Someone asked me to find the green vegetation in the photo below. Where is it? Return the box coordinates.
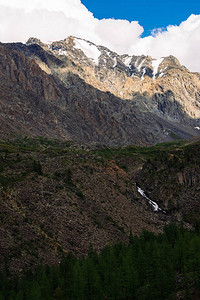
[92,140,188,162]
[0,134,197,167]
[5,135,72,152]
[32,160,43,175]
[1,135,200,299]
[1,224,200,299]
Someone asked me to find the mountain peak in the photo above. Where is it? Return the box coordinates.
[24,35,200,122]
[26,36,184,79]
[26,37,44,46]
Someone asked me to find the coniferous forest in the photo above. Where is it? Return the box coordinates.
[1,224,200,299]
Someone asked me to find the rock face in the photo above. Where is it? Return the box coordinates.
[0,37,200,145]
[29,36,200,119]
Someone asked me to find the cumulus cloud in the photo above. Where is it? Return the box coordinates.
[0,0,199,71]
[0,0,95,42]
[130,14,200,72]
[95,19,143,54]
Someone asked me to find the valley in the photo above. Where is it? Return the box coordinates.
[1,36,200,298]
[0,135,199,273]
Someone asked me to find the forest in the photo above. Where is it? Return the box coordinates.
[1,223,200,299]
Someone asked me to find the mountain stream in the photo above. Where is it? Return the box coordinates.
[137,186,165,213]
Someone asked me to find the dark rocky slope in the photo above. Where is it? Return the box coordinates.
[0,135,199,273]
[0,136,168,273]
[135,139,200,225]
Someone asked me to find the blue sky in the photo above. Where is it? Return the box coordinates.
[82,0,200,36]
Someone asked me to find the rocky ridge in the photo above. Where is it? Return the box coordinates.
[27,36,200,121]
[0,36,200,146]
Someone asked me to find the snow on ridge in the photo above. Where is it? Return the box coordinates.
[152,57,164,80]
[123,56,132,67]
[137,58,145,72]
[113,57,117,68]
[106,51,111,57]
[57,49,68,56]
[195,126,200,130]
[135,57,139,68]
[47,44,68,56]
[74,38,101,65]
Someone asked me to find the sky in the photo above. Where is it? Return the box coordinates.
[81,0,200,37]
[0,0,199,71]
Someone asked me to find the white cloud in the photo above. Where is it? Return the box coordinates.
[95,19,143,54]
[0,0,199,72]
[0,0,95,42]
[130,14,200,72]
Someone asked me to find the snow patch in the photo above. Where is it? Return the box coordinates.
[137,186,163,212]
[159,72,165,78]
[141,68,146,80]
[137,58,145,72]
[152,58,164,80]
[113,57,117,68]
[57,49,68,56]
[195,126,200,130]
[134,57,139,69]
[104,51,111,59]
[49,45,68,56]
[74,38,101,65]
[123,56,132,67]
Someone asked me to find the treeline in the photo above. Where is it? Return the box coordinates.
[1,224,200,299]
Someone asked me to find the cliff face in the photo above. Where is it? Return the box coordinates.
[0,43,68,139]
[0,37,200,145]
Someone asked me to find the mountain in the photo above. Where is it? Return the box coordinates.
[0,36,200,145]
[27,36,200,124]
[1,36,200,274]
[33,36,200,119]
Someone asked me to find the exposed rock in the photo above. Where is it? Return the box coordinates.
[0,38,200,146]
[30,36,200,123]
